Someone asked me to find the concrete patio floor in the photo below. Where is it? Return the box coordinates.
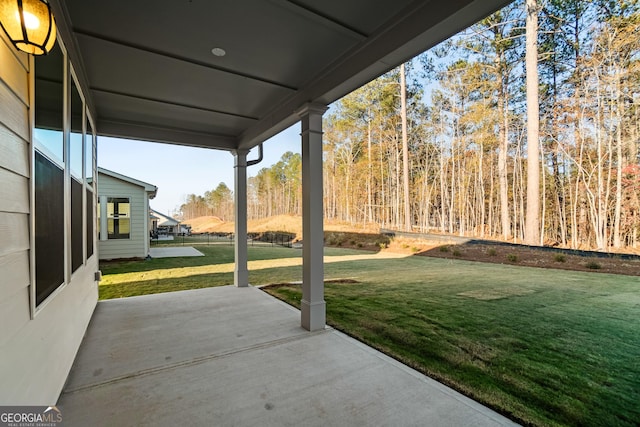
[149,246,205,258]
[58,286,518,426]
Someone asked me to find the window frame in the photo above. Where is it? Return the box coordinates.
[106,197,132,240]
[85,115,96,261]
[30,36,69,317]
[30,36,99,318]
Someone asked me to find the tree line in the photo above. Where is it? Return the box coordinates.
[180,152,303,221]
[181,0,639,251]
[324,0,639,250]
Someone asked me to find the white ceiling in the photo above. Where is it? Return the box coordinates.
[50,0,512,151]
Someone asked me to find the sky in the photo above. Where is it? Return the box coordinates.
[98,124,302,216]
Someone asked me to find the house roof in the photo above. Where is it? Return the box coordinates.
[50,0,512,152]
[150,209,180,227]
[97,167,158,199]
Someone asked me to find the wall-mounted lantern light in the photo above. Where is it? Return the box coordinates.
[0,0,56,55]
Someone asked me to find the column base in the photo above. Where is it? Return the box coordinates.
[234,269,249,288]
[301,299,326,331]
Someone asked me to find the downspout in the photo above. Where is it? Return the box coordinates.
[247,144,263,166]
[245,144,263,224]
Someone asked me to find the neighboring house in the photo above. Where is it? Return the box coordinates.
[97,168,157,260]
[150,208,184,235]
[149,211,160,235]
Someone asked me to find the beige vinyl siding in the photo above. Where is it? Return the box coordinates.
[0,32,98,405]
[0,34,31,349]
[98,173,150,260]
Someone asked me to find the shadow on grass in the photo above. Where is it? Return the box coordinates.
[100,245,300,275]
[99,263,306,300]
[99,272,234,300]
[102,230,391,276]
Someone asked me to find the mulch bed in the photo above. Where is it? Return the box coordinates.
[418,243,640,276]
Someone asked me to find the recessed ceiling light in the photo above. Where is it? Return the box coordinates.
[211,47,226,57]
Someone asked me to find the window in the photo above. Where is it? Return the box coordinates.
[107,198,131,239]
[70,74,84,272]
[34,152,65,306]
[34,40,64,164]
[32,38,98,311]
[34,39,65,307]
[70,76,83,180]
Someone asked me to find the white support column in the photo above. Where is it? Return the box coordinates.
[298,103,328,331]
[233,149,249,287]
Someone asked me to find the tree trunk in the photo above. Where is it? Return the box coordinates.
[524,0,540,245]
[367,119,373,224]
[613,68,623,248]
[496,56,511,241]
[400,63,411,231]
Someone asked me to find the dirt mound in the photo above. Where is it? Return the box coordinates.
[184,215,301,235]
[248,215,302,235]
[185,215,380,240]
[183,216,224,233]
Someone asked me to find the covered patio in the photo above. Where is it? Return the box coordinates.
[51,0,512,332]
[59,286,517,426]
[0,0,517,411]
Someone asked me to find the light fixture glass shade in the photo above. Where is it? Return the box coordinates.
[0,0,56,55]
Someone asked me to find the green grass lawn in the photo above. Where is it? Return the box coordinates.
[100,245,639,426]
[99,245,301,299]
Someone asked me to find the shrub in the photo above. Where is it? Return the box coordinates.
[586,261,601,270]
[379,242,388,249]
[439,246,450,253]
[357,243,363,248]
[554,254,566,263]
[507,254,518,262]
[411,246,420,253]
[452,249,462,257]
[488,248,497,256]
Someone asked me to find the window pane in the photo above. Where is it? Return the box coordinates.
[70,77,83,179]
[87,189,94,259]
[35,152,64,306]
[119,219,131,235]
[85,115,94,181]
[71,178,83,272]
[35,41,64,163]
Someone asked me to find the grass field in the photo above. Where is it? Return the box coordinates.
[100,245,639,426]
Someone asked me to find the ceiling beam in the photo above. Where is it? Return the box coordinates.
[72,30,299,92]
[97,119,238,151]
[91,88,260,121]
[275,0,368,39]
